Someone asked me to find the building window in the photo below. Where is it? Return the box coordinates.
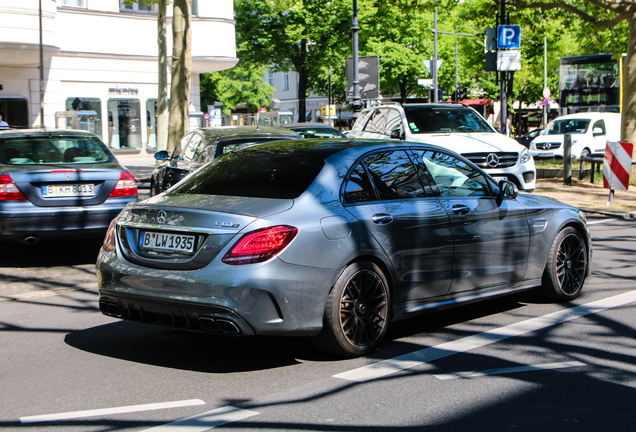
[267,71,274,87]
[0,98,29,128]
[65,97,103,139]
[61,0,86,6]
[120,1,157,13]
[283,73,290,91]
[107,99,142,150]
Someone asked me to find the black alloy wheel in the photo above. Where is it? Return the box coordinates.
[313,261,390,357]
[540,227,587,300]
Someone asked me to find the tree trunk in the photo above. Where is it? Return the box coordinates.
[298,70,307,122]
[157,0,168,160]
[624,11,636,146]
[168,0,192,152]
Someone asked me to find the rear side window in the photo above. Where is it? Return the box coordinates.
[169,146,327,199]
[0,135,112,165]
[343,150,427,204]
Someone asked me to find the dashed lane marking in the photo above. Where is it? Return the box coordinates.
[139,406,259,431]
[433,361,586,380]
[334,290,636,383]
[19,399,205,424]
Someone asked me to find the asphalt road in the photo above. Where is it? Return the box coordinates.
[1,216,635,431]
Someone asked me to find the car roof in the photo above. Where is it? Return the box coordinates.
[230,137,463,160]
[196,125,301,139]
[555,112,620,120]
[283,122,339,129]
[0,128,100,139]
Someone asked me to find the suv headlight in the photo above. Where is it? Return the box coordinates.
[520,148,531,164]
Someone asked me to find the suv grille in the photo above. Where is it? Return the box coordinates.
[535,142,561,150]
[464,152,519,169]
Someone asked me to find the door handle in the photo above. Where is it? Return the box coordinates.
[452,204,470,215]
[372,214,394,225]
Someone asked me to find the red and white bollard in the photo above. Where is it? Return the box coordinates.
[603,141,634,206]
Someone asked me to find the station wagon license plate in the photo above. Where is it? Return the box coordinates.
[42,184,95,197]
[539,152,554,158]
[138,231,196,254]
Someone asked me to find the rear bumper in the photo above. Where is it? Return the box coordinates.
[0,197,135,241]
[96,247,338,337]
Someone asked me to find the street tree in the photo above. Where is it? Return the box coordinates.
[507,0,634,143]
[200,64,276,115]
[234,0,351,122]
[168,0,192,152]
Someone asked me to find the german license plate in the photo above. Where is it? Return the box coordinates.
[491,176,507,183]
[138,231,196,254]
[42,184,95,197]
[539,152,554,158]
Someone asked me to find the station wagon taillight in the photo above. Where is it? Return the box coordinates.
[108,172,138,198]
[222,225,298,265]
[0,174,27,201]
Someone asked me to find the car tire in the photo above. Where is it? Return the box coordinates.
[312,261,390,358]
[539,227,587,301]
[580,148,591,159]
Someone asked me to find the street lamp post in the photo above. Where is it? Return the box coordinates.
[39,0,44,128]
[350,0,363,122]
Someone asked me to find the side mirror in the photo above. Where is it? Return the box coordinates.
[154,150,169,161]
[390,128,405,140]
[593,127,604,136]
[498,180,519,200]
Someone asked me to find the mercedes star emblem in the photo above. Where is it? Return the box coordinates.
[486,153,500,168]
[157,210,167,224]
[545,142,552,150]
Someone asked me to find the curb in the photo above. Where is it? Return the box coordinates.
[579,207,636,219]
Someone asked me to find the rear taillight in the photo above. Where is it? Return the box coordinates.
[103,218,117,252]
[0,174,27,201]
[109,171,137,198]
[222,225,298,265]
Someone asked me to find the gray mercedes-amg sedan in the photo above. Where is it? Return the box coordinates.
[97,139,591,357]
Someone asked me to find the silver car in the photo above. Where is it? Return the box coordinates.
[97,139,591,357]
[0,129,138,244]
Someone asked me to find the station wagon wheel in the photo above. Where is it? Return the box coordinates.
[540,227,587,301]
[313,261,390,358]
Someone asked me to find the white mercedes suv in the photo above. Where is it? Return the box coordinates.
[347,103,536,191]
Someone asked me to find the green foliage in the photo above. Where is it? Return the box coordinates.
[200,64,275,115]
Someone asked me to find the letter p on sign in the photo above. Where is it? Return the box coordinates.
[497,25,521,49]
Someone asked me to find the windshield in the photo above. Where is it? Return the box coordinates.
[0,135,113,165]
[545,119,591,135]
[403,105,494,134]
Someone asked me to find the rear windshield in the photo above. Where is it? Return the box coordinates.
[0,135,113,165]
[403,105,494,134]
[545,119,591,135]
[169,144,329,199]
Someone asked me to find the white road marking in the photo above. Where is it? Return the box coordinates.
[433,361,586,380]
[334,290,636,383]
[587,218,615,225]
[19,399,205,424]
[139,406,259,431]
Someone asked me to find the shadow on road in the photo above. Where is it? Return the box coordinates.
[0,239,102,268]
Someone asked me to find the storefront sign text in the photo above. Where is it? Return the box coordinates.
[109,87,139,96]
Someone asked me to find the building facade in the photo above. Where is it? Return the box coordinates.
[0,0,237,155]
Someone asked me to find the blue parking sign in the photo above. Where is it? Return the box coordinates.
[497,25,521,49]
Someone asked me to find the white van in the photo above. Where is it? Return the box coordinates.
[530,112,621,159]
